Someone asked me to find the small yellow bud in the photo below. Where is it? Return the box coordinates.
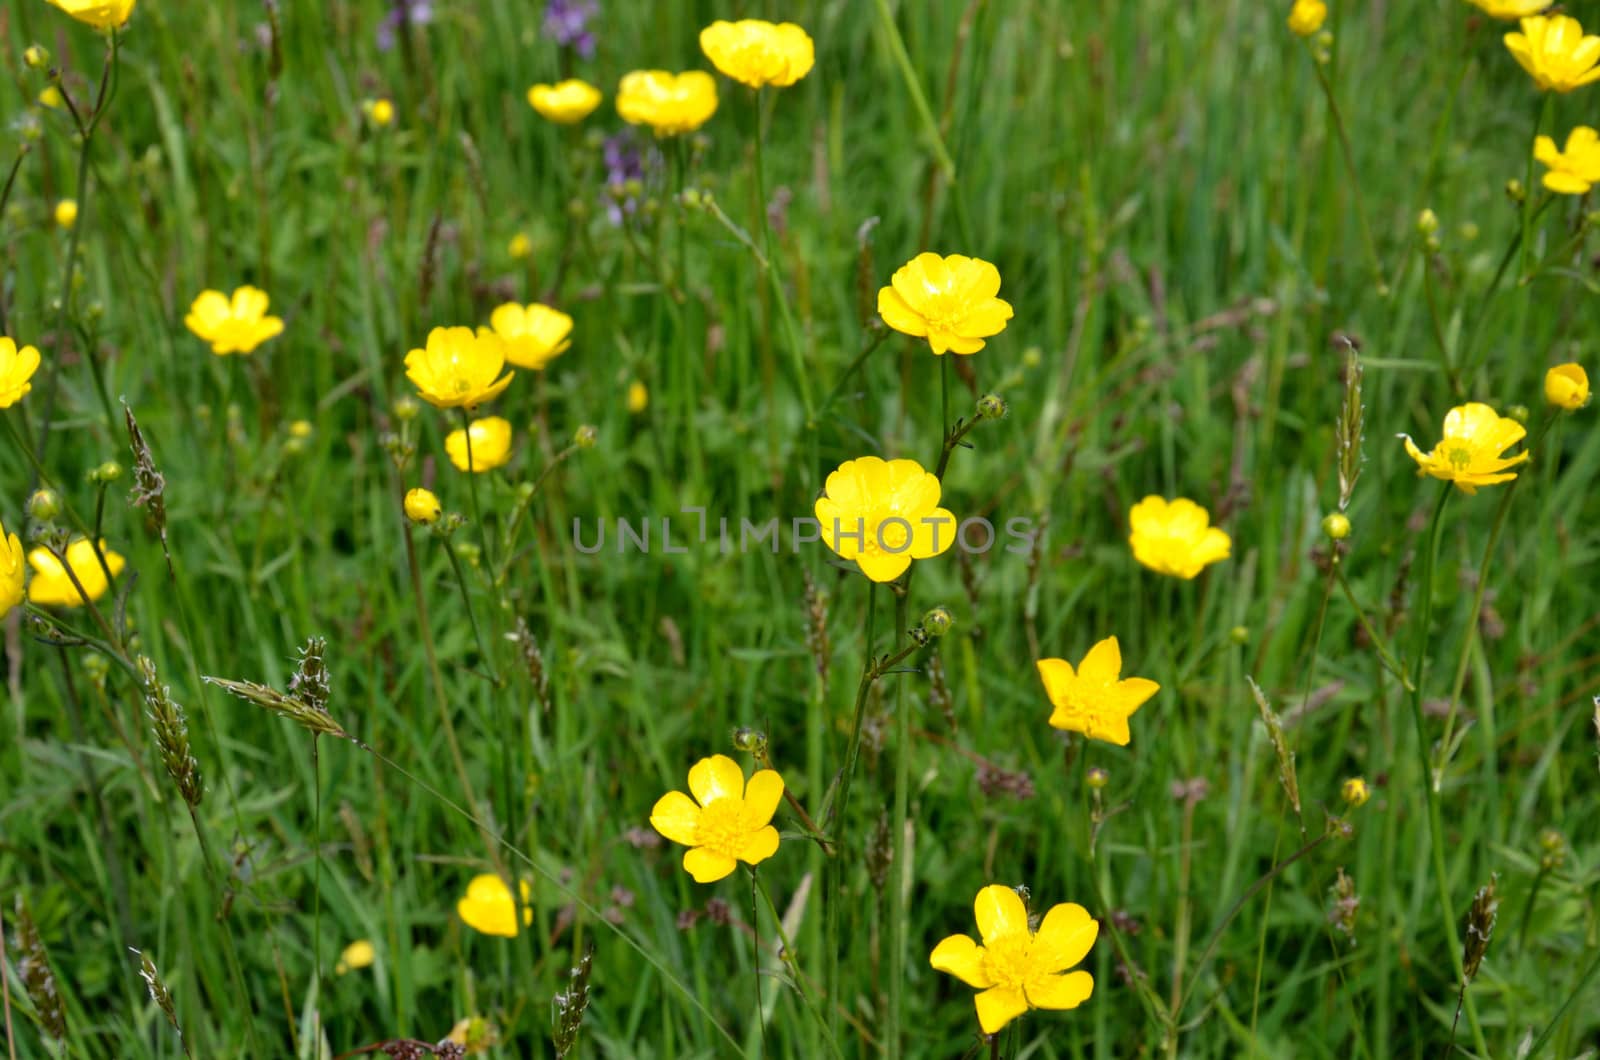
[54,199,78,229]
[1321,513,1351,541]
[24,45,50,70]
[28,488,61,521]
[1506,178,1525,203]
[1544,363,1590,411]
[1229,625,1250,645]
[626,380,649,414]
[1507,404,1530,424]
[574,424,598,449]
[38,86,64,110]
[920,607,953,638]
[364,98,395,127]
[392,395,421,422]
[1287,0,1327,37]
[507,232,533,260]
[92,461,123,483]
[288,419,314,440]
[1341,777,1370,808]
[1416,208,1439,236]
[1086,766,1109,790]
[404,488,442,525]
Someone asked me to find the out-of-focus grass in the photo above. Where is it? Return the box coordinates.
[1,0,1597,1057]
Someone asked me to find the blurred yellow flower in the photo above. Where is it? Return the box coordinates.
[445,417,513,473]
[364,98,395,127]
[456,874,532,937]
[335,939,375,975]
[1544,362,1589,410]
[1400,402,1529,494]
[46,0,134,30]
[699,20,815,88]
[1036,636,1160,747]
[1342,777,1371,807]
[1534,126,1600,193]
[877,253,1014,355]
[27,539,125,607]
[404,487,442,524]
[489,302,573,370]
[508,232,533,260]
[527,79,603,123]
[38,87,64,110]
[1470,0,1550,18]
[0,336,42,408]
[1,519,23,620]
[650,754,783,883]
[1504,15,1600,93]
[53,200,77,231]
[404,327,514,410]
[616,70,719,136]
[1287,0,1327,36]
[814,456,956,583]
[446,1016,499,1054]
[185,287,285,356]
[626,380,649,414]
[1128,496,1231,579]
[930,884,1097,1035]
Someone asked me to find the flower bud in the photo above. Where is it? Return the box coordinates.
[1507,404,1529,424]
[1229,625,1250,645]
[627,381,649,414]
[1086,766,1108,790]
[455,541,482,567]
[1021,347,1042,369]
[921,606,953,638]
[976,394,1008,420]
[54,199,77,229]
[288,419,313,440]
[28,488,61,521]
[731,727,768,755]
[1506,178,1525,203]
[1416,208,1439,236]
[1544,363,1590,411]
[92,461,123,483]
[392,395,420,422]
[1321,513,1351,541]
[574,424,598,449]
[364,98,395,127]
[404,488,442,525]
[24,45,50,70]
[1341,776,1370,807]
[507,232,532,260]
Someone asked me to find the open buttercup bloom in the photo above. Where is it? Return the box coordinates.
[527,79,603,124]
[456,874,532,937]
[335,939,375,975]
[649,754,783,883]
[1286,0,1327,37]
[445,417,513,473]
[27,539,125,607]
[930,884,1098,1036]
[1036,636,1160,747]
[877,253,1014,355]
[1400,402,1530,494]
[489,302,573,370]
[1535,126,1600,193]
[185,287,285,356]
[404,327,514,410]
[616,70,719,136]
[1,518,23,620]
[1504,15,1600,93]
[1545,363,1590,410]
[1128,496,1231,579]
[815,456,956,583]
[46,0,134,29]
[0,336,42,408]
[699,20,815,88]
[1471,0,1551,18]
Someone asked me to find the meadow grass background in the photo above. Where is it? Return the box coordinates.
[1,0,1599,1056]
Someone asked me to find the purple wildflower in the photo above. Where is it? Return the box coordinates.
[544,0,599,60]
[377,0,434,52]
[601,131,661,225]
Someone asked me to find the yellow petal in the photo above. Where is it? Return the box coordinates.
[742,770,785,828]
[1077,636,1122,683]
[1025,970,1095,1011]
[929,934,992,988]
[1035,658,1077,706]
[737,825,779,866]
[1030,903,1099,973]
[855,550,912,583]
[1115,676,1162,715]
[907,507,957,559]
[974,884,1028,946]
[974,986,1029,1035]
[683,846,738,883]
[877,286,928,337]
[649,790,702,846]
[687,754,745,806]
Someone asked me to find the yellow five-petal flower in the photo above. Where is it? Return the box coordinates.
[616,71,719,136]
[1400,402,1529,494]
[46,0,134,30]
[1504,15,1600,93]
[0,336,42,408]
[456,874,532,937]
[814,456,956,583]
[444,417,514,473]
[1036,636,1160,746]
[27,539,125,607]
[1470,0,1550,20]
[699,20,815,88]
[1535,126,1600,193]
[489,302,573,370]
[527,80,603,124]
[1,518,24,620]
[930,885,1098,1036]
[404,327,515,410]
[650,754,783,883]
[1128,496,1231,579]
[185,287,285,356]
[877,253,1014,355]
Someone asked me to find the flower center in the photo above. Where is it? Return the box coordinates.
[693,797,746,858]
[1444,444,1474,471]
[979,931,1035,993]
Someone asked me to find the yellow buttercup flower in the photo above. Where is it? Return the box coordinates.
[1286,0,1327,37]
[1,519,23,620]
[508,232,533,260]
[649,754,783,883]
[1342,777,1371,807]
[527,80,603,124]
[699,20,815,88]
[1504,15,1600,93]
[489,302,573,370]
[1036,636,1160,747]
[404,327,514,410]
[1545,363,1590,410]
[930,885,1097,1036]
[1470,0,1550,19]
[446,1016,499,1054]
[335,939,376,975]
[1534,127,1600,193]
[445,417,513,473]
[54,199,77,229]
[27,539,125,607]
[626,380,649,414]
[814,456,956,583]
[404,488,442,524]
[46,0,134,30]
[1128,496,1231,579]
[185,287,285,356]
[877,253,1014,355]
[0,336,42,408]
[364,98,395,127]
[456,874,532,937]
[616,70,719,136]
[38,86,65,110]
[1400,402,1529,494]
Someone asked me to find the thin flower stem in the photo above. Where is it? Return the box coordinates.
[458,409,495,570]
[1519,94,1555,284]
[311,735,323,1046]
[751,871,844,1059]
[1310,54,1385,294]
[750,87,815,421]
[1403,485,1490,1056]
[817,327,888,420]
[872,0,956,184]
[1333,566,1412,690]
[439,534,500,686]
[183,808,262,1054]
[886,590,911,1060]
